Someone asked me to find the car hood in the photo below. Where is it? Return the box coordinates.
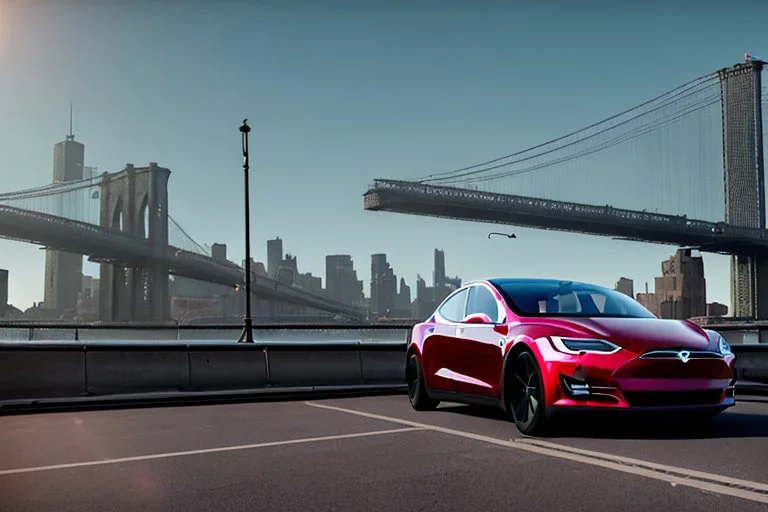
[546,317,712,353]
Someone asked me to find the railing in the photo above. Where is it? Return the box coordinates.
[0,323,414,344]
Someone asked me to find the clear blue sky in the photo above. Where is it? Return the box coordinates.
[0,0,766,310]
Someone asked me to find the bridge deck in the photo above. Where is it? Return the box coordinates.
[1,394,766,511]
[0,205,365,319]
[364,180,768,255]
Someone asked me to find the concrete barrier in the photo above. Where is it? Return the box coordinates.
[0,348,86,400]
[188,348,268,390]
[360,347,406,385]
[85,347,190,395]
[732,345,768,386]
[265,345,364,387]
[0,343,407,404]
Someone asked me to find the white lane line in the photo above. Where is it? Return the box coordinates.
[304,401,768,505]
[515,438,768,493]
[0,427,423,476]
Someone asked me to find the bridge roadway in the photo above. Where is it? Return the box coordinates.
[1,394,766,511]
[363,179,768,255]
[0,205,365,319]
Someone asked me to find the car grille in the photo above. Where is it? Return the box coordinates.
[622,390,724,408]
[639,349,722,360]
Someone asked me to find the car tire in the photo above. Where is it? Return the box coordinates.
[406,354,439,411]
[506,350,547,436]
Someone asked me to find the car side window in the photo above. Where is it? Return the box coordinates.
[466,285,500,323]
[437,289,468,322]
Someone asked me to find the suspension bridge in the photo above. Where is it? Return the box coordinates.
[0,164,366,322]
[364,58,768,320]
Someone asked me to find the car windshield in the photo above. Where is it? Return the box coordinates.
[492,280,656,318]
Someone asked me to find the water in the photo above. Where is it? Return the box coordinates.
[0,327,409,346]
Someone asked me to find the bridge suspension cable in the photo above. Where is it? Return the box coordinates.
[407,68,727,222]
[168,214,210,256]
[0,168,210,256]
[417,72,719,185]
[439,90,720,187]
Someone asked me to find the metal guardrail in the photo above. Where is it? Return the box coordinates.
[0,323,415,344]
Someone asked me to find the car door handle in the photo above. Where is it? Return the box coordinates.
[456,327,464,336]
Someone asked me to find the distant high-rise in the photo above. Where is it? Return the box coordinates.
[211,243,227,262]
[278,254,298,285]
[267,237,283,278]
[434,249,445,289]
[615,277,634,297]
[325,255,364,306]
[297,272,323,296]
[394,277,412,317]
[371,253,397,317]
[43,113,85,313]
[0,269,8,308]
[636,249,706,319]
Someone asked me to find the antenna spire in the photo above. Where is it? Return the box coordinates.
[67,102,74,141]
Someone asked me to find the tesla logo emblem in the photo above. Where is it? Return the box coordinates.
[678,351,691,363]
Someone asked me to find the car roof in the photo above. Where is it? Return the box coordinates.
[485,277,596,287]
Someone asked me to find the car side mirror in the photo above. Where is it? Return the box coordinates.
[463,313,493,324]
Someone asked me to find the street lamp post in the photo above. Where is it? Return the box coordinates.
[237,119,254,343]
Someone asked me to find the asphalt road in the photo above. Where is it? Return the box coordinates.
[0,395,767,511]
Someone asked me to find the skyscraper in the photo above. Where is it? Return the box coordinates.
[267,237,283,278]
[434,249,445,289]
[614,277,634,297]
[43,114,85,313]
[371,253,397,317]
[0,269,8,308]
[636,249,706,319]
[325,255,364,305]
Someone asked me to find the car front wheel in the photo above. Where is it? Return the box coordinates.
[506,350,547,435]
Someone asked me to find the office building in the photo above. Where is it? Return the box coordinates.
[267,238,283,278]
[636,249,706,319]
[0,269,8,308]
[43,128,85,313]
[615,277,634,297]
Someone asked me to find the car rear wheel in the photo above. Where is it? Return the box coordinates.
[406,354,439,411]
[506,350,546,435]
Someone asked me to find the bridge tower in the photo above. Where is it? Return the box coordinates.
[97,163,171,322]
[718,59,767,319]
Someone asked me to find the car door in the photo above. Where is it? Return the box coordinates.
[421,287,469,392]
[452,284,506,398]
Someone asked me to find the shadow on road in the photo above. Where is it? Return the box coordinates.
[435,402,768,440]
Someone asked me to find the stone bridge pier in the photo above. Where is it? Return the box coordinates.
[97,163,171,322]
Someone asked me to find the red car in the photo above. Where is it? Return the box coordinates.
[406,278,736,435]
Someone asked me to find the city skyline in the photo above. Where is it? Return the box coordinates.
[0,124,747,317]
[0,121,748,317]
[1,2,765,314]
[0,229,726,322]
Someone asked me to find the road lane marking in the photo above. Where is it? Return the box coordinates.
[0,427,422,476]
[514,438,768,492]
[304,401,768,504]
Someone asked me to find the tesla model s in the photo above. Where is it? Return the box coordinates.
[405,278,736,435]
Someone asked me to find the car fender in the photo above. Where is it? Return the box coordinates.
[500,334,552,410]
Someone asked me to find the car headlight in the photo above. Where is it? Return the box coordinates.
[551,336,621,355]
[718,336,732,356]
